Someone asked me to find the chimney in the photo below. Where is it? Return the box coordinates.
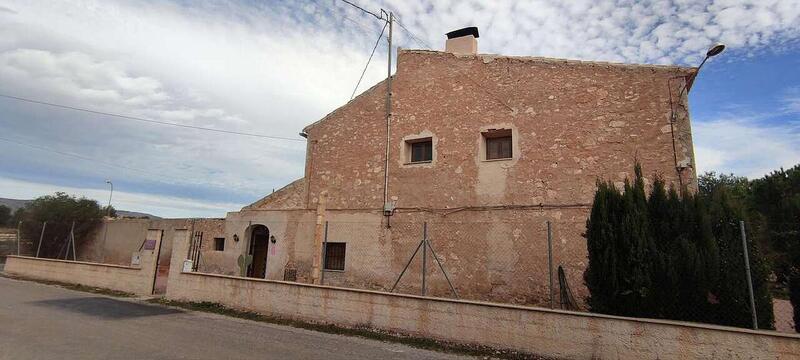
[445,27,479,55]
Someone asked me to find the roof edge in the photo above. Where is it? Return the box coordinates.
[303,78,389,133]
[397,49,696,72]
[242,177,305,210]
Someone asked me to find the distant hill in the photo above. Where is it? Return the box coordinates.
[116,210,161,219]
[0,198,29,213]
[0,197,160,219]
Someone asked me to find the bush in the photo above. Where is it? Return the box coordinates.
[18,192,104,259]
[585,164,774,329]
[790,271,800,333]
[0,205,10,227]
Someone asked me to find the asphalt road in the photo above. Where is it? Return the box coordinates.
[0,276,473,360]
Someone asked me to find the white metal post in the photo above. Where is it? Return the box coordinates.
[16,220,21,256]
[739,220,758,330]
[35,221,46,258]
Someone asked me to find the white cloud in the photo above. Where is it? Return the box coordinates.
[366,0,800,64]
[0,0,799,216]
[0,176,240,218]
[694,117,800,178]
[783,86,800,113]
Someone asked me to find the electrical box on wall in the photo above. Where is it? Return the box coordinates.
[383,201,396,216]
[130,252,141,266]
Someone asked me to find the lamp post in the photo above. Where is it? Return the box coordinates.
[105,179,113,216]
[684,43,726,95]
[670,43,726,192]
[101,179,113,262]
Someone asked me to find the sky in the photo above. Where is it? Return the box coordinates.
[0,0,799,218]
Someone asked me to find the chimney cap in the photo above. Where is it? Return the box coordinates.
[446,27,479,39]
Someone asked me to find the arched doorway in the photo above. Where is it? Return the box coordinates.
[248,225,269,278]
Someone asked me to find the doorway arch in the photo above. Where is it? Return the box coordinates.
[248,224,269,278]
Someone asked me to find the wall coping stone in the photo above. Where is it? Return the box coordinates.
[7,255,141,271]
[182,270,800,341]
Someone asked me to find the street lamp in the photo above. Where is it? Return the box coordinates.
[101,179,113,263]
[669,43,726,192]
[685,43,726,93]
[105,179,114,217]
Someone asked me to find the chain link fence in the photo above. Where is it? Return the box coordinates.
[314,218,796,334]
[319,220,582,308]
[11,220,146,266]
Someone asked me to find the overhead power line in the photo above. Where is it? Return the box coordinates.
[0,136,186,183]
[351,21,388,100]
[394,17,433,50]
[0,94,305,142]
[338,0,383,20]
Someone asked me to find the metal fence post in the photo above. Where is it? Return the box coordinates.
[70,221,77,261]
[547,220,554,309]
[35,221,46,258]
[422,222,427,296]
[321,221,329,285]
[16,220,22,256]
[739,220,758,330]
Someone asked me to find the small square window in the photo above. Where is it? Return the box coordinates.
[408,138,433,163]
[483,130,512,160]
[324,242,346,271]
[213,237,225,251]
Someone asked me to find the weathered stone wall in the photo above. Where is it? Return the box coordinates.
[287,50,698,305]
[202,209,316,279]
[304,50,696,210]
[308,209,587,306]
[165,231,800,360]
[4,247,160,296]
[80,218,225,267]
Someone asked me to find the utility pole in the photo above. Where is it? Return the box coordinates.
[382,11,393,222]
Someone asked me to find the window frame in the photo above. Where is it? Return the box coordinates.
[405,137,433,164]
[482,129,513,161]
[213,237,225,251]
[323,242,346,271]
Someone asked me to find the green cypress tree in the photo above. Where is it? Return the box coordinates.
[707,187,775,329]
[789,270,800,333]
[585,180,621,314]
[585,164,657,316]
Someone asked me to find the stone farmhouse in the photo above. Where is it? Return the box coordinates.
[84,28,698,305]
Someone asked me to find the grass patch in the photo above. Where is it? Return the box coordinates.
[1,274,135,298]
[147,298,550,360]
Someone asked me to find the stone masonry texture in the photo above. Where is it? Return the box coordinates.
[213,50,698,307]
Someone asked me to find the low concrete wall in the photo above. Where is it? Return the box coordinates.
[4,231,162,295]
[165,232,799,360]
